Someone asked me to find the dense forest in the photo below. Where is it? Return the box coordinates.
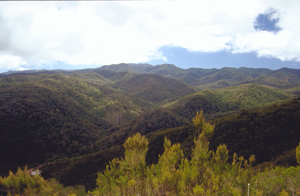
[1,63,300,195]
[1,112,300,195]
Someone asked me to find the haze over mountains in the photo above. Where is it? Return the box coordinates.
[1,63,300,189]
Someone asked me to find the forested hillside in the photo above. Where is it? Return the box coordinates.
[164,83,290,121]
[1,64,300,194]
[5,63,300,89]
[93,63,300,89]
[0,70,196,166]
[0,73,142,165]
[2,112,300,196]
[211,97,300,164]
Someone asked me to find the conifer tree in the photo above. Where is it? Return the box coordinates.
[92,110,259,196]
[93,133,150,196]
[155,137,184,195]
[123,132,148,196]
[191,110,214,187]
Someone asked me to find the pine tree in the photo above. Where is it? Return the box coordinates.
[155,137,184,195]
[191,110,214,187]
[93,133,150,196]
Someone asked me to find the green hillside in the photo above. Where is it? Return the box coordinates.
[268,68,300,85]
[96,108,190,151]
[30,97,300,194]
[96,63,136,73]
[0,73,143,165]
[164,83,291,121]
[0,70,196,167]
[114,73,197,105]
[214,83,290,109]
[39,97,300,190]
[1,65,300,193]
[95,64,300,90]
[6,64,300,90]
[228,68,300,89]
[95,63,274,88]
[195,67,268,86]
[211,97,300,164]
[145,64,188,78]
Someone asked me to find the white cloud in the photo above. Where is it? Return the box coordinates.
[0,54,27,70]
[0,0,300,72]
[232,29,300,61]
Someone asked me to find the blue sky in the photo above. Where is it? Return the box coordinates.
[149,47,300,70]
[149,7,300,70]
[0,1,300,73]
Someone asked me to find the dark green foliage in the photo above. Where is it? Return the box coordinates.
[0,71,197,185]
[0,84,104,164]
[211,97,300,164]
[0,73,141,165]
[3,64,300,193]
[42,146,124,190]
[146,125,196,164]
[42,125,196,190]
[2,107,300,195]
[101,108,190,148]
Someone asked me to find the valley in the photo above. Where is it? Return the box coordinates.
[1,63,300,193]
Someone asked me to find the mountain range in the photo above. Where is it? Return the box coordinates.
[1,63,300,189]
[3,63,300,88]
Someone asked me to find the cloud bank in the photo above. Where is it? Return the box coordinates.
[0,0,300,72]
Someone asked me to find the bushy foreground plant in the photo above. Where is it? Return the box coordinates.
[90,110,255,196]
[0,166,86,196]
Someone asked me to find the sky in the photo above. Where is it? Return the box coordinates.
[0,0,300,73]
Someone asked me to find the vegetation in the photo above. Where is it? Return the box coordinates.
[165,83,290,121]
[114,73,197,105]
[211,97,300,164]
[39,96,300,191]
[0,166,86,196]
[3,111,300,195]
[0,73,138,165]
[99,63,273,87]
[2,64,300,195]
